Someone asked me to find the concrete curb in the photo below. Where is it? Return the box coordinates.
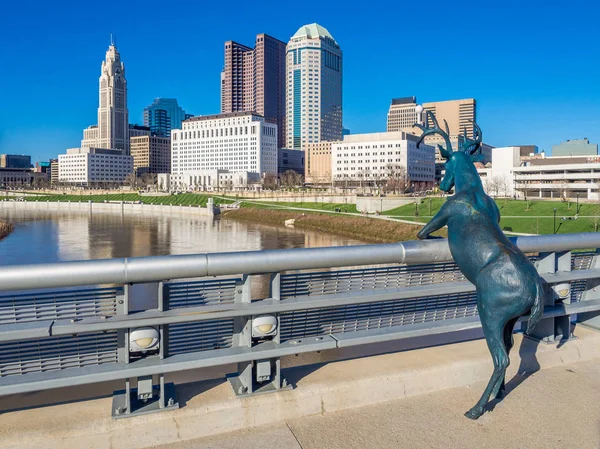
[3,326,600,449]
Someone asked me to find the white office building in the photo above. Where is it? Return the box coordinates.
[58,147,133,185]
[332,132,435,187]
[286,23,342,149]
[474,146,600,200]
[171,111,277,180]
[158,170,260,192]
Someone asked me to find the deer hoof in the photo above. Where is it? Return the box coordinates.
[464,407,483,420]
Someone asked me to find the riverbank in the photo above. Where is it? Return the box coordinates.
[0,220,14,240]
[0,199,219,217]
[222,208,446,243]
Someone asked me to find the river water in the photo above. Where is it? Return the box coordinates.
[0,209,364,265]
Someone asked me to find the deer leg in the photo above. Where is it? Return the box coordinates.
[495,317,518,399]
[465,320,509,420]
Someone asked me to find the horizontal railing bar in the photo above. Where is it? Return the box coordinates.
[0,283,476,342]
[334,298,600,347]
[1,268,598,343]
[3,297,599,395]
[0,337,338,395]
[0,233,597,291]
[331,316,483,347]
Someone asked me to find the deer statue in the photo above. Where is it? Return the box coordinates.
[414,111,546,419]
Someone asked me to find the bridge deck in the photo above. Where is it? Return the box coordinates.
[2,325,600,449]
[162,358,600,449]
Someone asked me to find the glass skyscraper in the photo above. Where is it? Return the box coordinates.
[285,23,342,150]
[143,98,192,137]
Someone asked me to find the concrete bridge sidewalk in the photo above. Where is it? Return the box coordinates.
[3,326,600,449]
[162,358,600,449]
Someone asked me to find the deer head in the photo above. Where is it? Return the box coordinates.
[415,114,484,193]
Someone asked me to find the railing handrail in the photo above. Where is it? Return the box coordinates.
[0,233,598,291]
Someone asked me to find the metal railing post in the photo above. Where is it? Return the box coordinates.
[529,251,573,342]
[228,274,254,395]
[577,250,600,330]
[112,282,178,418]
[228,272,291,397]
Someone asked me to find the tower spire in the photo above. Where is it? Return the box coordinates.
[110,33,115,46]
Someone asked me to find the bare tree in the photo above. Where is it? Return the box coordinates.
[500,175,511,199]
[280,170,302,188]
[489,176,502,198]
[140,173,158,191]
[262,173,279,190]
[124,173,138,189]
[384,163,408,194]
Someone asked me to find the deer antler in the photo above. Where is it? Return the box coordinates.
[414,111,452,159]
[460,121,482,155]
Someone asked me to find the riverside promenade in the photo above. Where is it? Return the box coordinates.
[3,324,600,449]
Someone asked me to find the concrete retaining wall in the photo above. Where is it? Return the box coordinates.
[356,197,420,213]
[0,200,218,217]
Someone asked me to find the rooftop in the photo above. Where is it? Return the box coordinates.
[291,23,337,44]
[184,111,264,122]
[391,96,417,105]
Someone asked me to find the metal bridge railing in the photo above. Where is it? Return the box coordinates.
[1,233,600,418]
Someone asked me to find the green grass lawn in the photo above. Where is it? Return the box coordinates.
[10,192,234,207]
[8,192,356,213]
[239,200,358,214]
[385,198,600,234]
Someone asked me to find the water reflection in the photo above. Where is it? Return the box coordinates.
[0,209,366,298]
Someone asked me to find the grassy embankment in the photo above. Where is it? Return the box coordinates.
[13,192,358,213]
[386,198,600,235]
[14,193,233,207]
[0,220,14,240]
[222,208,446,243]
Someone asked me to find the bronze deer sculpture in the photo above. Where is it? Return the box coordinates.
[415,111,546,419]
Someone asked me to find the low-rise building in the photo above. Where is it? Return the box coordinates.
[130,135,171,176]
[332,132,435,188]
[515,155,600,200]
[552,138,598,157]
[0,154,31,169]
[0,168,34,187]
[480,146,600,200]
[58,147,133,186]
[277,148,304,176]
[305,141,336,185]
[158,170,260,192]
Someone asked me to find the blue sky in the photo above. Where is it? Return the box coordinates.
[0,0,599,163]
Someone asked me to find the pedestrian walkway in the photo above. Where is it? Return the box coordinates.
[160,359,600,449]
[3,326,600,449]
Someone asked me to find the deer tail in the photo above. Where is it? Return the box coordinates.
[526,279,545,334]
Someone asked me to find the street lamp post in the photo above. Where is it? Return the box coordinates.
[576,193,579,214]
[553,208,557,234]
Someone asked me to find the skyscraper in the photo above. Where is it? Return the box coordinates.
[81,41,129,153]
[387,97,418,132]
[387,97,477,162]
[143,98,192,137]
[286,23,342,150]
[220,34,286,147]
